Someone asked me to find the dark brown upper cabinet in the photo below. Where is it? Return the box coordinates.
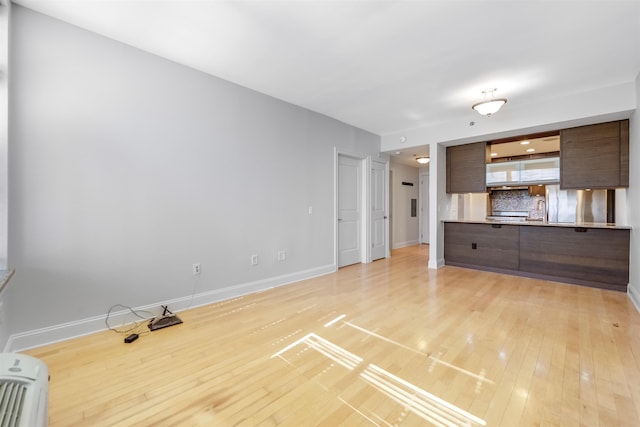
[446,142,487,193]
[560,120,629,189]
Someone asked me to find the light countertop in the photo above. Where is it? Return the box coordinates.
[442,219,631,230]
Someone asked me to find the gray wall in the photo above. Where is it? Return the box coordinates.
[628,72,640,308]
[5,6,380,348]
[0,1,9,348]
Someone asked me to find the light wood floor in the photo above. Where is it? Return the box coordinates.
[24,245,640,426]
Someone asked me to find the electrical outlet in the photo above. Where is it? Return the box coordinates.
[277,251,286,261]
[251,255,259,266]
[192,263,201,275]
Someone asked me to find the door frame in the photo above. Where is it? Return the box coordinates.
[334,149,369,268]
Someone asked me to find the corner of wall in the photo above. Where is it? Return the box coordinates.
[428,257,445,269]
[628,285,640,314]
[627,71,640,313]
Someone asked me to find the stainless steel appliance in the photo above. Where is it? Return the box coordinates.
[487,185,613,223]
[546,185,611,223]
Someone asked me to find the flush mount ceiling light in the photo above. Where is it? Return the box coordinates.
[416,157,430,164]
[472,88,507,116]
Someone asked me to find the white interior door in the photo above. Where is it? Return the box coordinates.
[338,155,362,267]
[371,160,387,260]
[420,173,430,244]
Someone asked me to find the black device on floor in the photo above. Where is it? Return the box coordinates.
[124,333,139,343]
[148,305,183,331]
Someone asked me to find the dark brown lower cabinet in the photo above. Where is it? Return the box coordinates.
[444,222,519,271]
[519,226,630,291]
[444,222,630,291]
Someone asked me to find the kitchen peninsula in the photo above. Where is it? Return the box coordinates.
[443,219,630,292]
[443,119,631,292]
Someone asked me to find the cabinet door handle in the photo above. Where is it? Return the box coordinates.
[491,224,502,229]
[574,227,588,233]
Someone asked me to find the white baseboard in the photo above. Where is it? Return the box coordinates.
[428,257,445,269]
[392,240,419,250]
[628,284,640,314]
[5,264,335,352]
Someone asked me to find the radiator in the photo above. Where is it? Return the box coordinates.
[0,354,48,427]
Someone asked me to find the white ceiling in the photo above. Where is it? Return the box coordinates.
[13,0,640,167]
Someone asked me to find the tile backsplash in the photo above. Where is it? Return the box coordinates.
[490,189,546,220]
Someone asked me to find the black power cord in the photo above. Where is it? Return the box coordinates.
[105,304,156,338]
